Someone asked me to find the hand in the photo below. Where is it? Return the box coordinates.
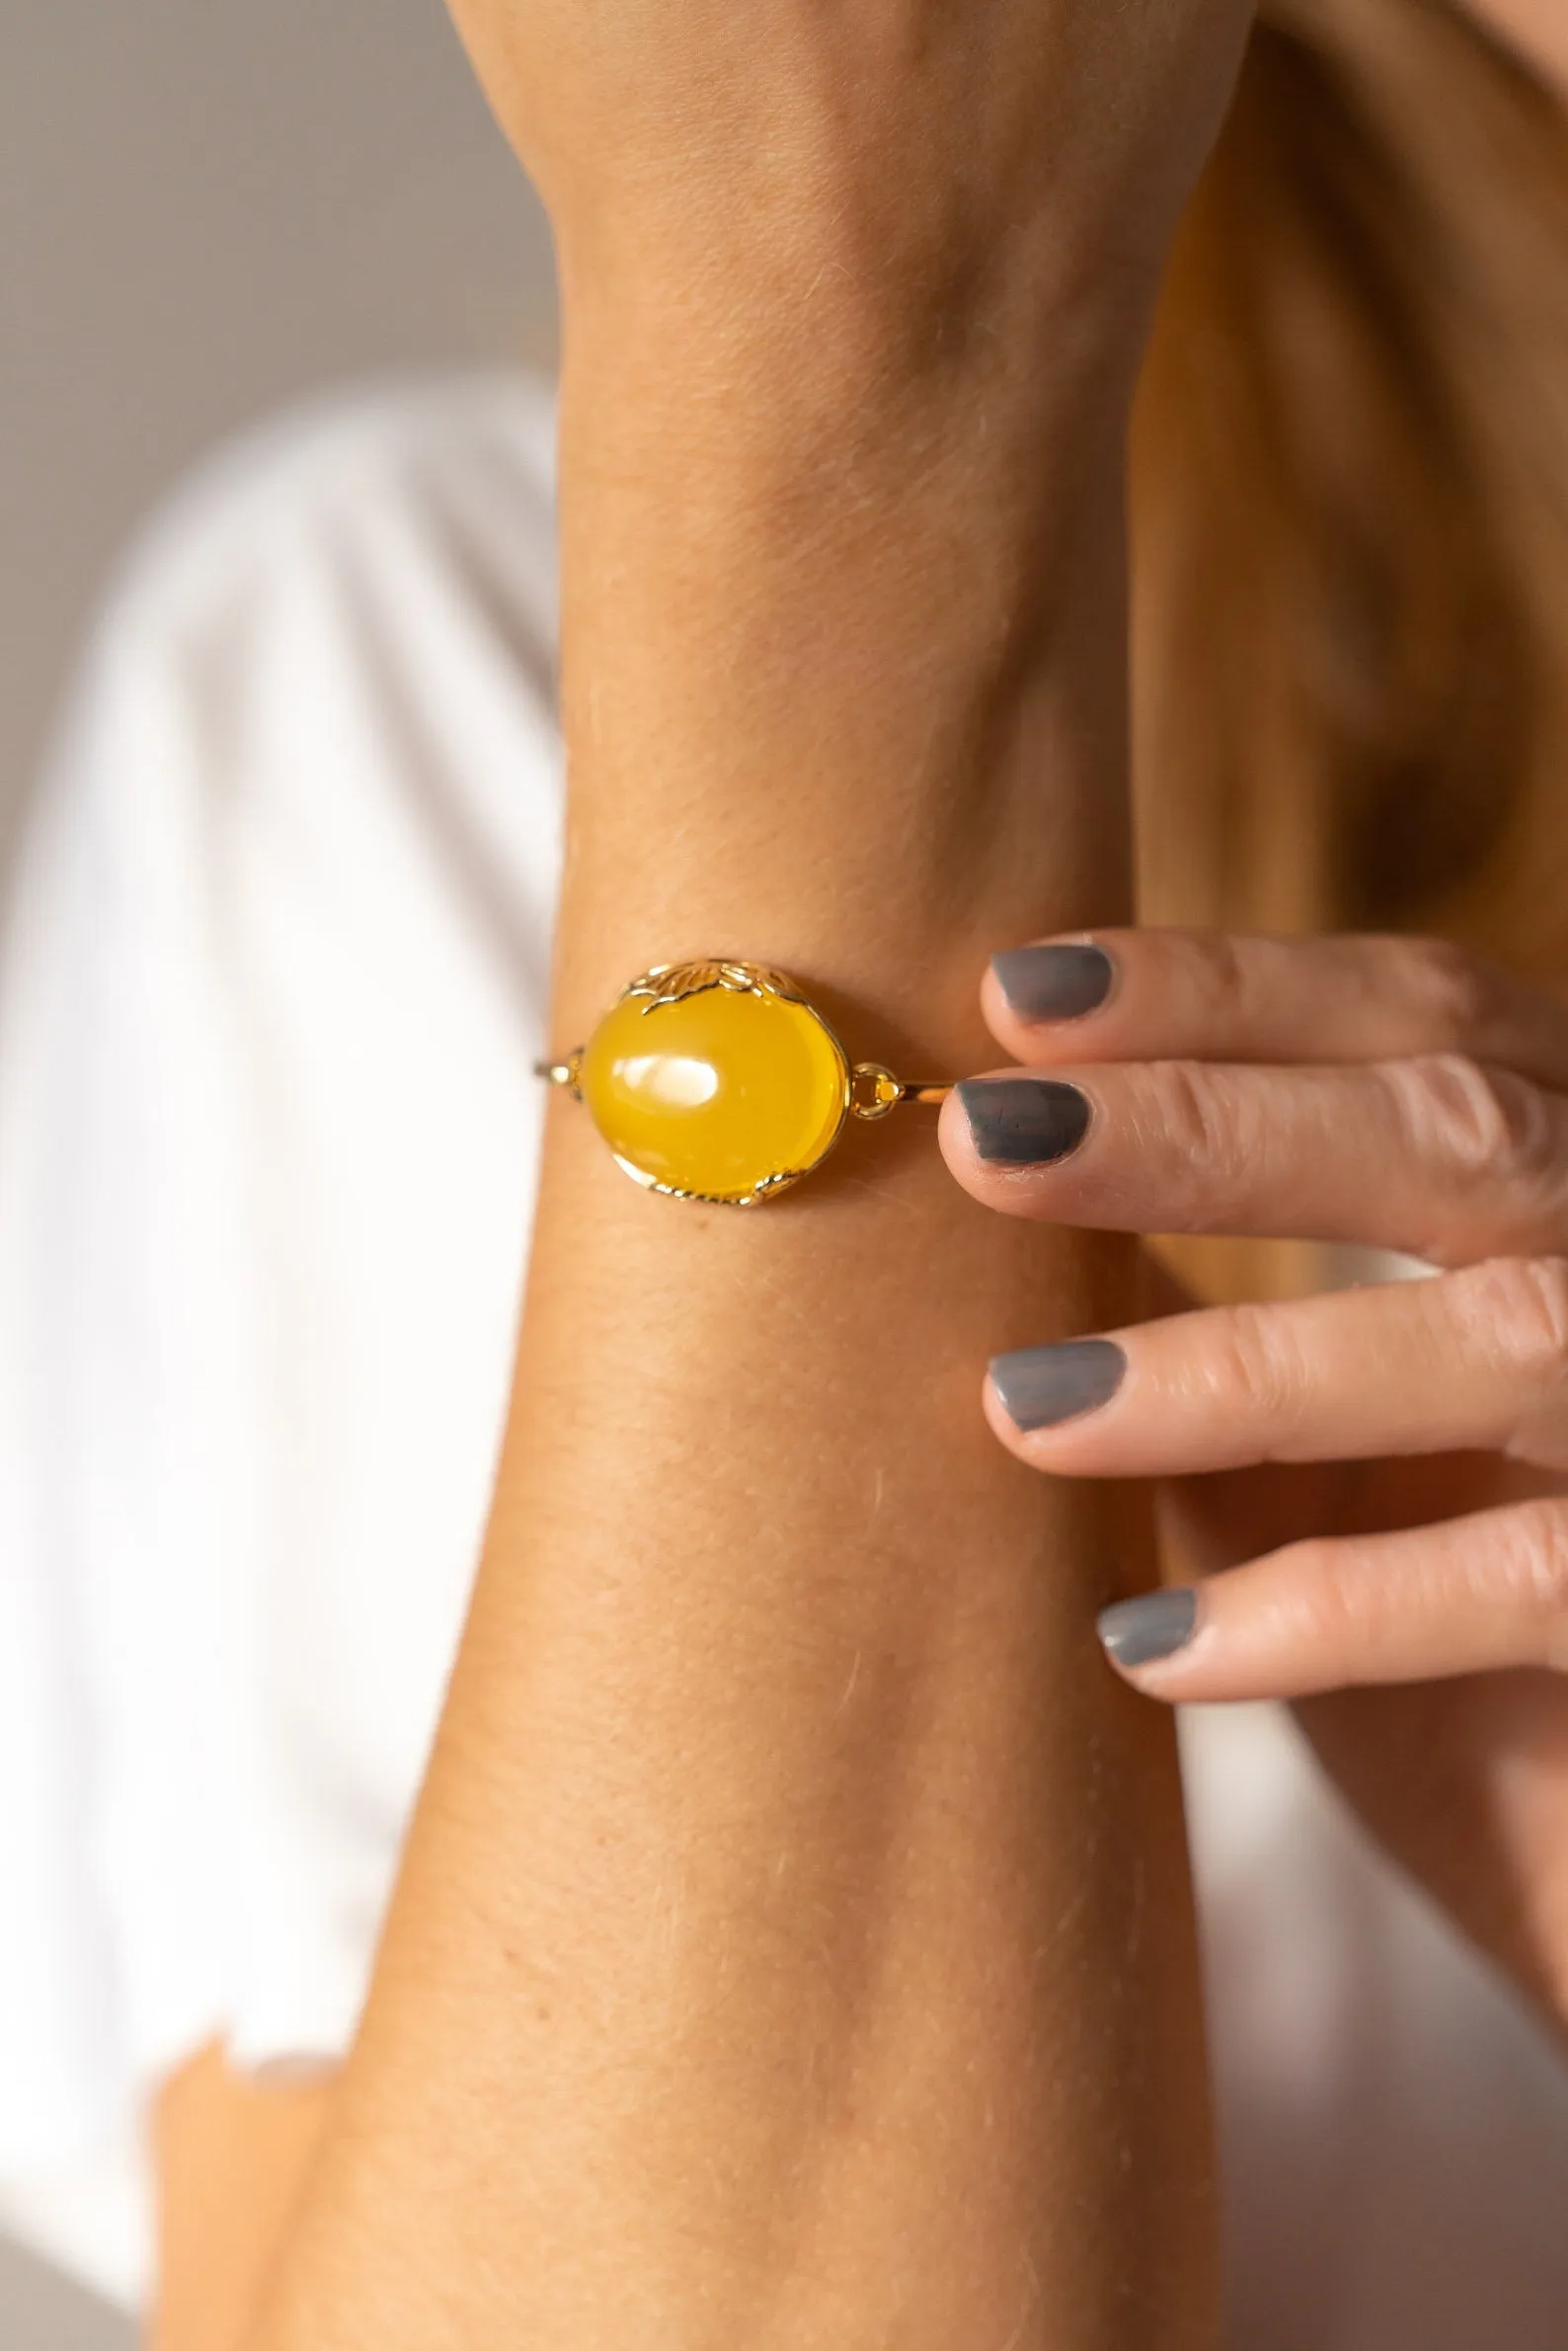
[444,0,1251,341]
[941,927,1568,2028]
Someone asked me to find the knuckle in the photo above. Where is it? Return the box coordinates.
[1453,1255,1568,1382]
[1400,937,1500,1045]
[1494,1503,1568,1647]
[1393,1053,1555,1185]
[1145,1061,1256,1216]
[1183,930,1250,1023]
[1283,1537,1372,1663]
[1153,1059,1239,1159]
[1208,1303,1310,1439]
[1281,1505,1568,1679]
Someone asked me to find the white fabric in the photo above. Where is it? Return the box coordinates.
[1,369,1566,2335]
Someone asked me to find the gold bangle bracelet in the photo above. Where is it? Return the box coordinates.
[535,959,952,1207]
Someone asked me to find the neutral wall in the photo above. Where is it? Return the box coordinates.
[0,2233,126,2351]
[1,7,553,2331]
[2,0,556,855]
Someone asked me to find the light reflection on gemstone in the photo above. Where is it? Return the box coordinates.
[617,1053,722,1110]
[580,976,849,1202]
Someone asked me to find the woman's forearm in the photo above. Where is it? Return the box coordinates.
[253,121,1218,2351]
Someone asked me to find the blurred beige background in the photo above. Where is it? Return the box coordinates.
[2,0,557,862]
[1,3,554,2333]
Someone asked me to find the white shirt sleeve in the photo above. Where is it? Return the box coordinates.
[0,376,564,2195]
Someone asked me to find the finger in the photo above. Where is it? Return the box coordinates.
[981,929,1568,1090]
[1094,1497,1568,1701]
[982,1256,1568,1477]
[940,1054,1568,1267]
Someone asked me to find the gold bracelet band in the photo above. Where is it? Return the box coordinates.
[535,959,952,1206]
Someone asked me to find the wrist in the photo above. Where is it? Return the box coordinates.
[554,351,1132,1002]
[559,229,1146,506]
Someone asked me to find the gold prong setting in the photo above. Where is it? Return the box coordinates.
[540,962,951,1203]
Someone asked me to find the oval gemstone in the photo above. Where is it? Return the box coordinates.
[581,980,849,1203]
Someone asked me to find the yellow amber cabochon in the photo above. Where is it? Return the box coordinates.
[581,977,850,1203]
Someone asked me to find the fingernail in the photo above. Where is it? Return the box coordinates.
[990,1339,1126,1432]
[956,1077,1091,1167]
[991,942,1115,1023]
[1097,1588,1199,1672]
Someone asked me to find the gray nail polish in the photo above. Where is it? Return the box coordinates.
[1097,1588,1199,1671]
[956,1077,1090,1167]
[991,943,1114,1023]
[990,1339,1127,1432]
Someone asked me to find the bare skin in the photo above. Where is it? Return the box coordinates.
[944,926,1568,2033]
[142,7,1263,2349]
[154,2049,331,2351]
[149,7,1568,2339]
[156,928,1568,2339]
[1470,0,1568,91]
